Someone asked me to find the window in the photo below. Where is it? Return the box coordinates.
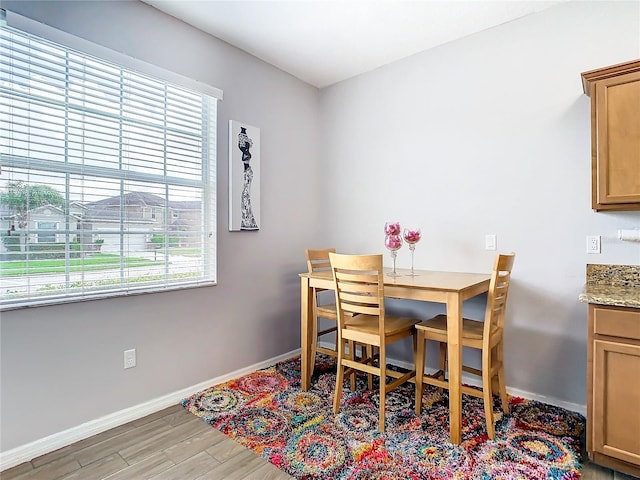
[0,23,219,309]
[36,222,57,243]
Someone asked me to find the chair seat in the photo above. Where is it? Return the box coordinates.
[417,314,484,339]
[346,314,420,336]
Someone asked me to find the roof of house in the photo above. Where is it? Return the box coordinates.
[0,204,82,221]
[86,191,166,208]
[83,192,200,222]
[1,192,200,223]
[86,192,200,210]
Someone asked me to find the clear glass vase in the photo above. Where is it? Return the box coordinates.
[403,228,422,276]
[384,234,403,276]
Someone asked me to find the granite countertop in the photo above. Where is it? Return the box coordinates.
[579,264,640,308]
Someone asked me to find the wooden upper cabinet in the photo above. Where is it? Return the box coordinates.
[581,60,640,211]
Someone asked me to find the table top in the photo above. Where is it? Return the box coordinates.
[300,268,491,292]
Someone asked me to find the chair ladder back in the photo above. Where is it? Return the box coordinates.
[305,248,337,323]
[335,276,381,316]
[330,253,385,333]
[306,248,336,274]
[483,253,515,340]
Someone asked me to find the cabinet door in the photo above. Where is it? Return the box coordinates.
[595,71,640,206]
[593,339,640,464]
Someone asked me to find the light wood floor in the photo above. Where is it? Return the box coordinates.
[1,404,293,480]
[1,403,636,480]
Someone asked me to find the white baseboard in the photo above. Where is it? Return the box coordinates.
[1,345,586,472]
[377,353,587,418]
[0,349,300,472]
[321,341,586,417]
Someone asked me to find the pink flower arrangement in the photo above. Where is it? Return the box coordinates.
[403,229,421,244]
[384,234,402,251]
[384,222,401,236]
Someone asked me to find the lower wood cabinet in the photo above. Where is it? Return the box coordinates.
[587,304,640,477]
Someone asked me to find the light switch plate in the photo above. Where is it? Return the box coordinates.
[485,234,497,251]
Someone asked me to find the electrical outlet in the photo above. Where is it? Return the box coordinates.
[485,234,497,251]
[586,235,601,254]
[124,349,136,369]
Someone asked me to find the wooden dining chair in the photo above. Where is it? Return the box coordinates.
[306,248,340,362]
[414,252,515,439]
[329,252,421,432]
[306,248,363,389]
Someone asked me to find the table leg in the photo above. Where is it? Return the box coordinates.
[300,277,313,390]
[446,292,463,444]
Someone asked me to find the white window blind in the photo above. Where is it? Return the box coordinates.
[0,24,218,309]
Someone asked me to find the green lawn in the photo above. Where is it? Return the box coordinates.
[0,254,163,276]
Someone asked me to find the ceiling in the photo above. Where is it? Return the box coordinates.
[142,0,566,88]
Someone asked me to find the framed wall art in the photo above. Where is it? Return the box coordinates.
[228,120,260,231]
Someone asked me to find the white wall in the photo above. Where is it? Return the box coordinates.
[1,0,639,461]
[0,0,321,452]
[319,0,640,404]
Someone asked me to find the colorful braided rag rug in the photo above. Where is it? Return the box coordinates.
[182,354,585,479]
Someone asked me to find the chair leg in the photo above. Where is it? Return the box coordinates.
[333,342,345,414]
[367,345,374,390]
[438,341,447,394]
[482,347,495,440]
[497,344,509,414]
[415,330,426,415]
[378,346,386,432]
[348,340,357,391]
[310,322,318,381]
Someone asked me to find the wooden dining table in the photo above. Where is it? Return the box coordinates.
[299,267,491,444]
